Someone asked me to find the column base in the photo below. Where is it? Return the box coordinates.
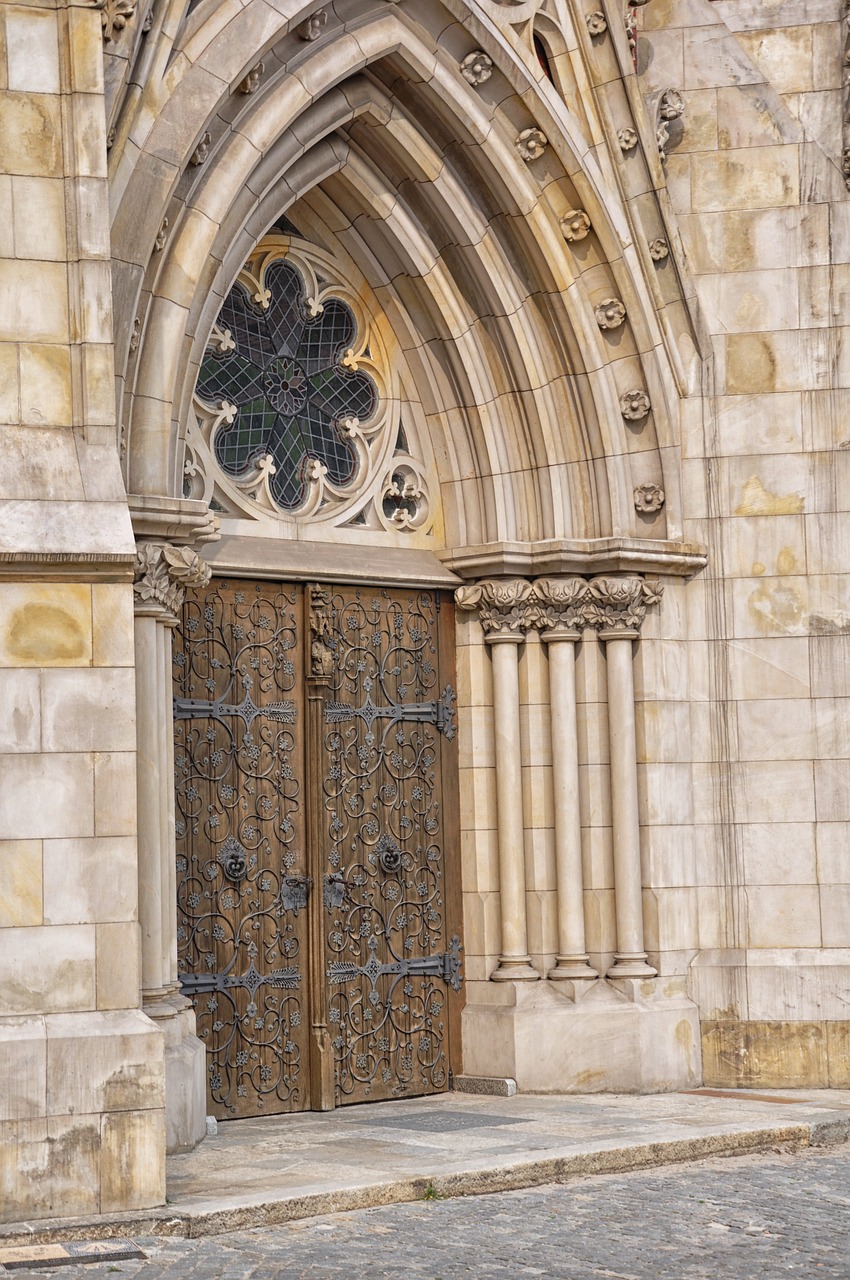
[143,996,206,1154]
[607,954,657,979]
[490,957,540,982]
[461,978,701,1092]
[548,956,599,982]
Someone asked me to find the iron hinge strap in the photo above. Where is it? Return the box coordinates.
[324,684,456,740]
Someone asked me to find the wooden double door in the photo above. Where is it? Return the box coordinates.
[172,579,461,1119]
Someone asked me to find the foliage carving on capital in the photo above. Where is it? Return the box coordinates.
[533,577,589,633]
[455,579,535,637]
[584,576,662,634]
[93,0,136,42]
[133,543,211,617]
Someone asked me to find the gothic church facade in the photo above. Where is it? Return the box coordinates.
[2,0,849,1223]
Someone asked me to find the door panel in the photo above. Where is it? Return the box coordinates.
[319,586,460,1105]
[173,580,310,1119]
[173,578,461,1119]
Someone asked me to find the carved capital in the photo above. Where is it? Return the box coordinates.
[533,577,589,635]
[133,543,211,620]
[456,578,535,639]
[584,576,662,636]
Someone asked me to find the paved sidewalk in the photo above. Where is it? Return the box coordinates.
[3,1088,850,1246]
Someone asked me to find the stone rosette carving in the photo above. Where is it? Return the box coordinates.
[297,9,327,40]
[456,579,536,637]
[584,576,663,634]
[93,0,136,42]
[133,543,211,619]
[617,127,638,152]
[560,209,591,242]
[189,132,211,167]
[461,50,494,86]
[620,389,651,421]
[238,61,264,93]
[648,237,669,261]
[516,128,548,162]
[595,298,626,330]
[634,482,665,513]
[586,11,608,34]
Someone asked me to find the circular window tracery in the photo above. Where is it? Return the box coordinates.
[196,259,377,512]
[188,237,432,536]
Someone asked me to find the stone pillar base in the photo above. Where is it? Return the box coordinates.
[0,1010,165,1224]
[143,998,206,1153]
[460,977,701,1093]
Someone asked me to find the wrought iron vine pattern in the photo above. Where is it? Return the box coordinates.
[322,587,455,1104]
[173,580,309,1118]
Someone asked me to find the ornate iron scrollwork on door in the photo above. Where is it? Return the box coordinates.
[174,580,310,1119]
[175,578,460,1117]
[320,587,460,1105]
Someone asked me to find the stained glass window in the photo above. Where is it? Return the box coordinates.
[196,259,377,512]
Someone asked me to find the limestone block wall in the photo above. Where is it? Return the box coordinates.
[0,0,164,1221]
[639,0,850,1085]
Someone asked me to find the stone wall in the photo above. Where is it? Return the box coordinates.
[639,0,850,1085]
[0,0,164,1220]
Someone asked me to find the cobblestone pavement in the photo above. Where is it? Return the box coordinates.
[12,1146,850,1279]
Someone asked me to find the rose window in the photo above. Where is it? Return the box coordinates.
[196,259,377,512]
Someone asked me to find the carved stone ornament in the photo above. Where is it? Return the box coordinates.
[93,0,136,43]
[133,543,211,619]
[617,127,638,151]
[583,576,663,634]
[560,209,591,242]
[457,576,662,638]
[586,11,608,34]
[659,88,685,120]
[655,88,685,163]
[516,128,548,162]
[129,316,141,353]
[307,583,335,677]
[189,132,211,167]
[634,482,665,513]
[455,579,536,638]
[648,236,669,261]
[460,50,494,86]
[619,389,651,421]
[533,577,589,633]
[106,126,117,150]
[238,61,264,93]
[595,297,627,330]
[297,9,327,39]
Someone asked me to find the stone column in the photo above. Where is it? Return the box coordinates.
[586,577,662,979]
[535,578,598,984]
[457,581,539,982]
[133,542,212,1149]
